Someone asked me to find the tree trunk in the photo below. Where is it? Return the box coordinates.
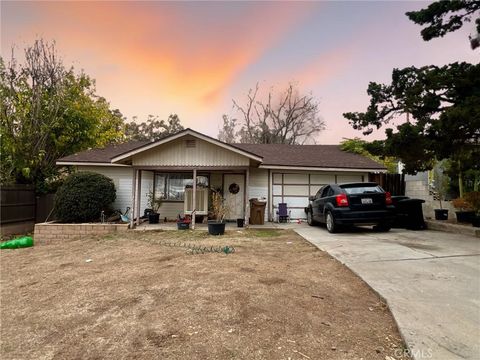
[458,169,464,198]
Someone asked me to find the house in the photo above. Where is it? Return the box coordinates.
[56,128,386,228]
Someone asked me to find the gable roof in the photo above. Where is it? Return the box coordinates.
[56,129,386,171]
[233,143,386,170]
[110,128,263,163]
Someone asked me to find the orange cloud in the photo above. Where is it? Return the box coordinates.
[12,1,315,114]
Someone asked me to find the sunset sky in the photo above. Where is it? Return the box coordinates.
[1,1,478,144]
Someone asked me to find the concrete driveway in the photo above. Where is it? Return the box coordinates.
[295,225,480,360]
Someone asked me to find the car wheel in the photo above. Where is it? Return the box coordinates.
[325,211,339,233]
[307,208,316,226]
[373,223,391,232]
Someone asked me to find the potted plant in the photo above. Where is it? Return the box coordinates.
[147,190,162,224]
[451,197,475,223]
[208,188,227,235]
[177,214,191,230]
[432,166,449,220]
[464,192,480,227]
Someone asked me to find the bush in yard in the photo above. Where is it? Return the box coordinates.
[54,172,116,223]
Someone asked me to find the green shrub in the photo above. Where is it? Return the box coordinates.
[54,172,116,223]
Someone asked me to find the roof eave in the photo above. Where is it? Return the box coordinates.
[258,164,387,173]
[56,161,130,167]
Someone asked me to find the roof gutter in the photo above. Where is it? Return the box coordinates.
[258,165,387,173]
[56,161,130,167]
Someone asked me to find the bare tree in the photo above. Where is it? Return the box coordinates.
[217,114,237,143]
[219,83,325,144]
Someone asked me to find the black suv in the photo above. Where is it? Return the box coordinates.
[305,182,395,233]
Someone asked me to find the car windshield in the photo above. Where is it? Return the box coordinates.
[343,186,383,195]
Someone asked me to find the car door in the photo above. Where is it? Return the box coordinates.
[313,186,330,222]
[311,187,323,220]
[318,186,333,220]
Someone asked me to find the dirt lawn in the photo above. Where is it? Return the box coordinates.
[1,229,408,359]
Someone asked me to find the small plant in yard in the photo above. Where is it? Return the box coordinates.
[146,189,163,224]
[54,172,116,223]
[432,165,449,209]
[451,197,473,211]
[211,188,227,222]
[176,214,191,230]
[432,164,450,220]
[208,188,229,235]
[452,192,479,224]
[147,190,163,213]
[464,192,480,214]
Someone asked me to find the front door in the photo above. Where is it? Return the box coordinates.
[223,174,245,220]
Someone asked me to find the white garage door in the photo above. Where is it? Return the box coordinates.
[272,172,364,219]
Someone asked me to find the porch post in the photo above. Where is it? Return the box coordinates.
[192,169,197,230]
[245,167,250,226]
[136,170,142,226]
[130,169,137,229]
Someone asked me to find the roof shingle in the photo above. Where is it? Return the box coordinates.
[57,138,385,170]
[57,140,149,163]
[233,143,385,170]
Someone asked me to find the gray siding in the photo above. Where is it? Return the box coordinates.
[80,166,154,217]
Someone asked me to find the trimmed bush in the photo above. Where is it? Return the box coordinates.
[54,172,116,223]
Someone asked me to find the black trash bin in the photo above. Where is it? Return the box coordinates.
[397,198,426,230]
[391,196,410,228]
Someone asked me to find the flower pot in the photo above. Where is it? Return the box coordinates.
[237,218,244,228]
[208,220,225,235]
[434,209,448,220]
[177,222,190,230]
[471,216,480,228]
[455,211,475,223]
[148,213,160,224]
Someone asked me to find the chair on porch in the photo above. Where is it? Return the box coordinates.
[276,203,291,223]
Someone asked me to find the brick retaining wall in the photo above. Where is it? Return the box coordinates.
[34,222,129,243]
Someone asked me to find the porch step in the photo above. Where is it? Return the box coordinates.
[425,220,480,238]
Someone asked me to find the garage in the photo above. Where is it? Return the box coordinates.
[272,172,365,219]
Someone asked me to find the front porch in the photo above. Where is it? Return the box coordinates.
[132,220,305,232]
[130,167,254,230]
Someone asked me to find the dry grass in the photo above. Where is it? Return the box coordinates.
[1,229,408,359]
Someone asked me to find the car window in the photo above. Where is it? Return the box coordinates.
[321,186,330,198]
[315,187,324,199]
[343,185,383,194]
[327,187,335,197]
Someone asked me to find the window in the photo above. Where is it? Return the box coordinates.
[155,173,209,201]
[315,186,325,199]
[342,185,383,195]
[321,186,330,198]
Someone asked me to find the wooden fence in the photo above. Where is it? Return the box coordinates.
[368,173,406,196]
[0,185,55,237]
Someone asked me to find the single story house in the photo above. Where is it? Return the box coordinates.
[56,128,386,228]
